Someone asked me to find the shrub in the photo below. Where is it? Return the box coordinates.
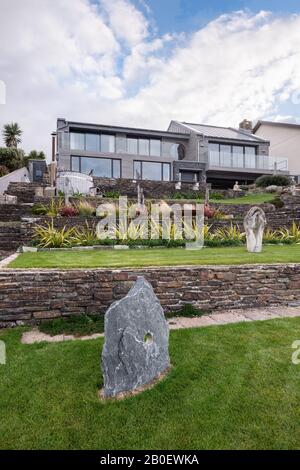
[73,223,97,246]
[76,200,96,216]
[271,196,284,209]
[0,147,25,172]
[0,165,9,177]
[59,205,79,217]
[210,191,224,200]
[103,190,120,198]
[33,221,77,248]
[32,203,48,215]
[255,175,290,188]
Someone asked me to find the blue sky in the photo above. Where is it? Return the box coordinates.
[134,0,300,34]
[1,0,300,154]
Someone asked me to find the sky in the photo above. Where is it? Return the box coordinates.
[1,0,300,158]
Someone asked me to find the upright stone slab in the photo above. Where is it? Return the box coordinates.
[101,276,170,398]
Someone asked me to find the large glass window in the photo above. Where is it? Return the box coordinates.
[208,143,219,166]
[142,162,162,181]
[127,137,161,156]
[112,159,121,178]
[101,134,115,153]
[134,161,142,179]
[162,163,170,181]
[209,142,257,168]
[133,161,170,181]
[70,132,115,152]
[245,146,256,168]
[85,133,99,152]
[70,132,85,150]
[139,139,150,155]
[81,157,111,177]
[127,138,138,154]
[71,156,121,178]
[170,143,179,159]
[150,139,161,157]
[71,156,80,172]
[232,145,244,168]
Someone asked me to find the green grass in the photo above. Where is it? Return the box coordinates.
[38,306,206,337]
[0,318,299,449]
[169,193,275,205]
[39,315,105,337]
[210,193,276,205]
[9,244,300,269]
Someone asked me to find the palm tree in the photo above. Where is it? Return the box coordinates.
[3,122,22,148]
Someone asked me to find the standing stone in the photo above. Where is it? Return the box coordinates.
[243,206,266,253]
[101,277,170,398]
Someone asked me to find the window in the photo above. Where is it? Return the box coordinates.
[85,133,99,152]
[170,143,179,159]
[101,134,115,153]
[127,137,162,156]
[162,163,170,181]
[70,132,85,150]
[208,143,257,168]
[134,161,142,179]
[112,159,121,178]
[71,156,80,172]
[71,156,121,178]
[142,162,162,181]
[139,139,150,155]
[150,139,161,157]
[232,145,244,168]
[127,138,138,154]
[133,161,170,181]
[245,146,256,168]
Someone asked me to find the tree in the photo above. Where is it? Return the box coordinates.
[27,150,46,160]
[2,122,22,148]
[0,147,25,172]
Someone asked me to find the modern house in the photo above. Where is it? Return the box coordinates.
[253,120,300,182]
[56,118,289,188]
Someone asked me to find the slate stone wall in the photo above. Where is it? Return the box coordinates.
[1,263,300,327]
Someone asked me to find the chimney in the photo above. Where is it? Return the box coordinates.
[239,119,253,133]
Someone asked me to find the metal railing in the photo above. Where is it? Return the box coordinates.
[208,151,288,172]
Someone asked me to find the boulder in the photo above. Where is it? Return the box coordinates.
[101,276,170,398]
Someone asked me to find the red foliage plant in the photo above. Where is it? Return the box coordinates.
[59,205,79,217]
[204,203,215,219]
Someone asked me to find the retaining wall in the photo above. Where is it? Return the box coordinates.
[1,263,300,327]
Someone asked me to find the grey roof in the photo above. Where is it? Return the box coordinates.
[176,121,268,142]
[253,120,300,133]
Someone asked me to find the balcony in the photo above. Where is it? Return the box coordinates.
[207,151,288,173]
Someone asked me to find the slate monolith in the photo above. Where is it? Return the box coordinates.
[102,276,170,397]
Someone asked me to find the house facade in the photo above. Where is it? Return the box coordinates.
[56,118,289,188]
[253,120,300,182]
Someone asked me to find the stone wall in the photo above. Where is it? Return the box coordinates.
[1,263,300,327]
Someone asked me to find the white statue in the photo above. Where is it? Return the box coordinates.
[243,206,266,253]
[175,173,181,190]
[290,177,296,196]
[233,181,242,192]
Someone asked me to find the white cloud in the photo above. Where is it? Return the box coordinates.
[101,0,149,47]
[1,2,300,158]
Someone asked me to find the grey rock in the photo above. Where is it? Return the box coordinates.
[102,276,170,397]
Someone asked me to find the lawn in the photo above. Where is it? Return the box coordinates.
[9,244,300,269]
[210,192,276,205]
[171,193,276,205]
[0,318,299,449]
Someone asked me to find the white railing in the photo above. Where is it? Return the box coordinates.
[208,151,288,172]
